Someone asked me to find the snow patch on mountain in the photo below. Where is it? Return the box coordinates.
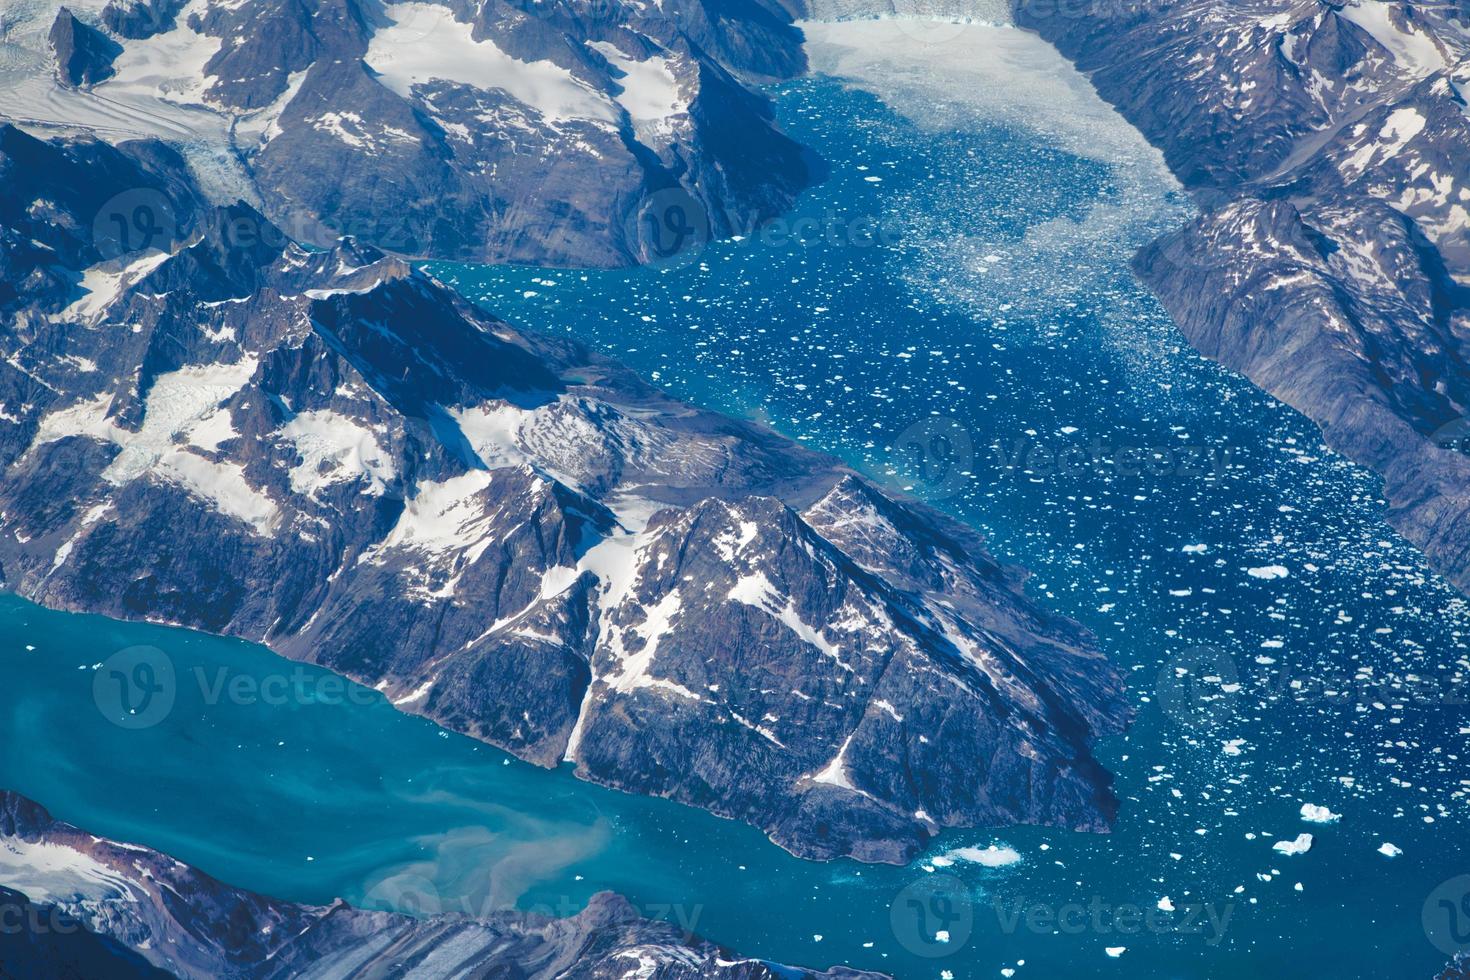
[366,3,616,125]
[280,409,397,499]
[590,40,685,140]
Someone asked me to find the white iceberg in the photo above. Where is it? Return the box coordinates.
[1300,804,1340,824]
[1273,833,1313,856]
[945,844,1022,867]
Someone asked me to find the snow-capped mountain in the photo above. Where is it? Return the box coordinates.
[0,124,1129,863]
[2,0,818,265]
[1016,0,1470,594]
[0,791,883,979]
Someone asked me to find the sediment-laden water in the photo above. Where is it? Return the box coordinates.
[5,22,1468,979]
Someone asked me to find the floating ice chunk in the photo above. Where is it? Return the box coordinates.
[944,844,1022,867]
[1246,565,1289,579]
[1273,833,1313,856]
[1378,842,1402,858]
[1300,804,1340,824]
[1157,896,1175,911]
[1105,947,1126,957]
[1222,739,1246,757]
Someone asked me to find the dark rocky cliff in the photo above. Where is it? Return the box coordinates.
[1015,0,1470,595]
[14,0,822,267]
[47,8,123,87]
[0,791,884,980]
[0,123,1129,864]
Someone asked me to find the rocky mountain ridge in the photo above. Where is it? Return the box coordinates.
[3,0,818,266]
[1013,0,1470,594]
[0,790,883,979]
[0,122,1129,863]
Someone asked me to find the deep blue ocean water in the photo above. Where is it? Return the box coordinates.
[5,64,1470,979]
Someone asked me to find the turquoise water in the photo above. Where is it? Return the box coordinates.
[5,68,1470,979]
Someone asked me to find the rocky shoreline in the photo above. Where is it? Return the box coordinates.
[0,791,885,979]
[1015,0,1470,594]
[0,121,1129,865]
